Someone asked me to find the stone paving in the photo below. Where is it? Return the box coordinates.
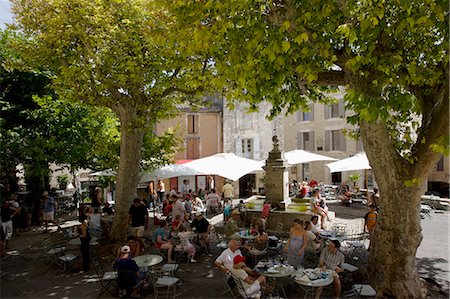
[0,201,448,298]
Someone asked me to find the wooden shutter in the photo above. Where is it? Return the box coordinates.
[186,138,200,159]
[188,115,199,134]
[339,130,346,151]
[310,104,314,121]
[309,131,315,151]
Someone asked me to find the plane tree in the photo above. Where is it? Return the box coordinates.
[166,0,448,297]
[8,0,208,241]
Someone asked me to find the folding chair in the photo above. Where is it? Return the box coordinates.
[91,255,118,298]
[149,269,179,299]
[344,283,376,297]
[117,270,144,298]
[221,274,237,298]
[41,236,77,272]
[231,273,260,299]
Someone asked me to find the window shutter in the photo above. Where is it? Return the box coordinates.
[297,111,302,122]
[297,132,303,150]
[338,99,345,118]
[310,131,315,151]
[324,106,330,119]
[310,104,314,121]
[324,130,331,151]
[235,138,242,155]
[253,137,260,159]
[340,130,346,151]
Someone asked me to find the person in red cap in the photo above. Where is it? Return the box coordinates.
[230,255,267,298]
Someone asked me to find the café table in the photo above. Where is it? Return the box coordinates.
[236,229,259,240]
[68,236,98,246]
[295,268,334,299]
[133,254,164,269]
[255,262,295,298]
[318,230,347,243]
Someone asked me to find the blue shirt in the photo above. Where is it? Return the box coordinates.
[153,227,166,243]
[43,196,55,212]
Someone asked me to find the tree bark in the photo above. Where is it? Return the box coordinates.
[110,103,144,242]
[360,120,427,298]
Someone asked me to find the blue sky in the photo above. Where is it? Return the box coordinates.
[0,0,13,29]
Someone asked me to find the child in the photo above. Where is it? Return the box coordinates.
[364,204,378,250]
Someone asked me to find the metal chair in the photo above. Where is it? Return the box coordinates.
[91,255,118,298]
[149,269,179,299]
[117,270,144,298]
[231,273,261,299]
[41,236,77,271]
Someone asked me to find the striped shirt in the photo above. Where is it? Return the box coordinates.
[319,247,345,270]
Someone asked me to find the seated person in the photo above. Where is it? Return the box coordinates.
[230,255,267,299]
[244,226,268,255]
[310,190,328,229]
[177,231,197,263]
[113,245,146,296]
[224,209,241,238]
[162,199,173,217]
[304,221,322,252]
[316,240,345,298]
[190,212,211,253]
[102,202,114,215]
[192,194,205,212]
[310,216,321,235]
[152,220,175,263]
[337,183,352,205]
[171,214,184,232]
[297,182,309,198]
[127,235,143,257]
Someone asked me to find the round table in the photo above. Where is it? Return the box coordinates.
[256,264,295,298]
[295,268,334,299]
[133,254,163,268]
[68,236,98,246]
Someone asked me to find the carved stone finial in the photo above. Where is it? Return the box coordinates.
[272,135,279,149]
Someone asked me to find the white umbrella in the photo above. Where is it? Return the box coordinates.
[141,164,205,181]
[89,169,116,176]
[284,150,337,165]
[326,152,371,173]
[184,153,264,181]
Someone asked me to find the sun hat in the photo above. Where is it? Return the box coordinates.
[231,209,240,216]
[121,245,131,253]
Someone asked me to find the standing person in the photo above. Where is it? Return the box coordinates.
[261,200,271,228]
[197,188,205,202]
[145,181,157,210]
[157,179,165,205]
[284,219,307,268]
[181,179,190,197]
[42,191,58,232]
[222,180,234,202]
[127,198,148,250]
[316,240,345,299]
[1,200,19,249]
[368,188,380,211]
[206,189,221,214]
[78,213,91,273]
[364,204,378,250]
[91,187,103,208]
[171,195,186,226]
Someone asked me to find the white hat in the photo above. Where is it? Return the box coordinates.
[121,245,131,253]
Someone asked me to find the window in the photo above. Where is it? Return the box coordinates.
[297,131,315,151]
[186,137,200,159]
[356,138,364,152]
[436,156,444,171]
[241,139,253,159]
[296,105,314,122]
[324,99,345,119]
[187,114,199,134]
[324,129,346,151]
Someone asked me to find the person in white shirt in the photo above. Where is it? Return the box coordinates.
[310,215,321,235]
[215,239,242,274]
[304,221,322,252]
[192,195,205,212]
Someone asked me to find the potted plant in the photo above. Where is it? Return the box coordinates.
[57,174,69,190]
[348,173,361,191]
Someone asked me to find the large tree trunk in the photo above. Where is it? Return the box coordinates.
[111,104,144,242]
[360,121,427,298]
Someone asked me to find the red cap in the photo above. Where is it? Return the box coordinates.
[233,255,246,265]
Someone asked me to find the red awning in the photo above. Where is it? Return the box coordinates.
[175,159,193,165]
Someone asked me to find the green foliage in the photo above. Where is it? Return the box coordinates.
[348,173,361,183]
[56,174,68,185]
